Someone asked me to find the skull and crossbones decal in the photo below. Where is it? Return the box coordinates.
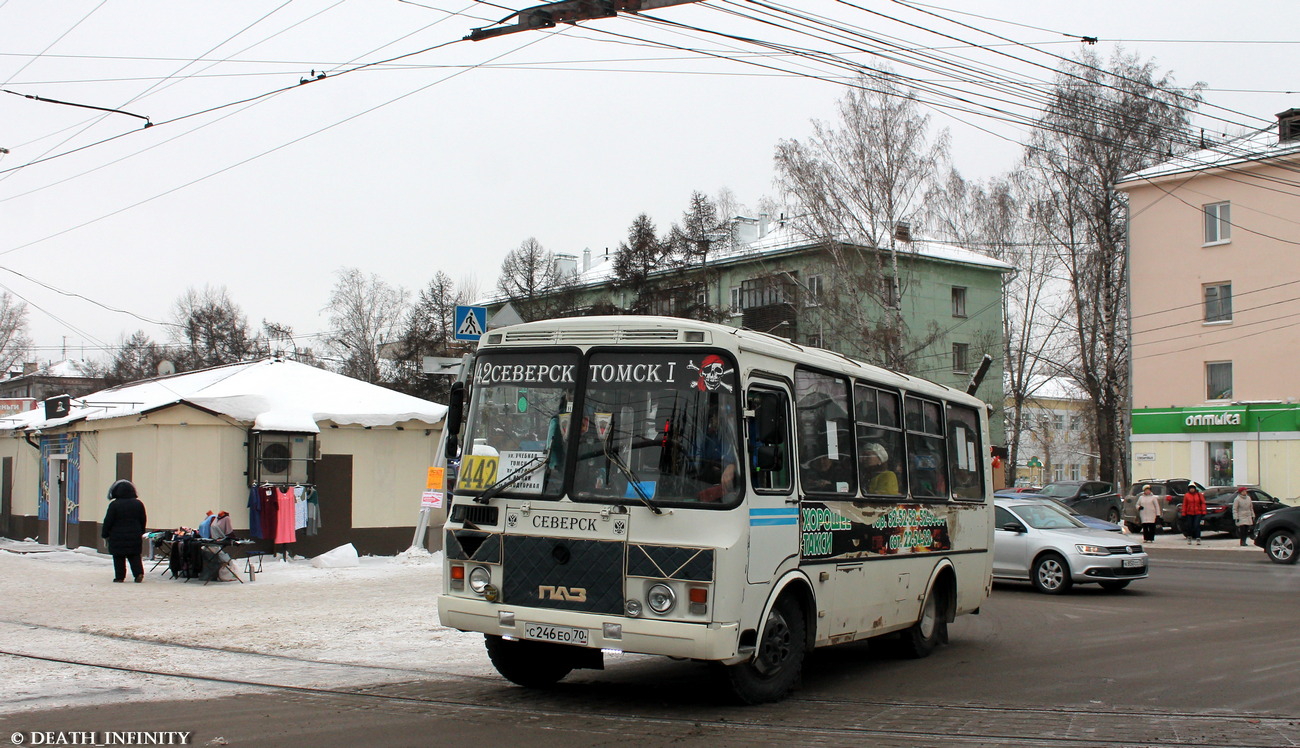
[688,355,734,392]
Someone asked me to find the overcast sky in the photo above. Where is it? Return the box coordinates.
[2,1,1296,366]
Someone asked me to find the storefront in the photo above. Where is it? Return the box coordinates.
[1131,404,1300,498]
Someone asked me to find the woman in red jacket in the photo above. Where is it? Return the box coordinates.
[1180,485,1207,545]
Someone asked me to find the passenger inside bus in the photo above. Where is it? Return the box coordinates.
[862,442,899,495]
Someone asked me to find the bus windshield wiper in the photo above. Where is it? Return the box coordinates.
[474,451,547,504]
[604,439,662,515]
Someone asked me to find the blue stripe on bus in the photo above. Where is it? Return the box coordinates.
[750,508,799,526]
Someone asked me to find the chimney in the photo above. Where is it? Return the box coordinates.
[1277,108,1300,143]
[582,247,592,272]
[554,253,577,277]
[759,212,770,239]
[22,362,37,376]
[893,221,913,243]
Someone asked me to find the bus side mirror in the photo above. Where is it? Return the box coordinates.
[444,382,465,460]
[755,396,782,443]
[446,382,465,437]
[754,445,782,471]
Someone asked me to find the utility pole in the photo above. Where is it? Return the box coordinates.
[467,0,703,41]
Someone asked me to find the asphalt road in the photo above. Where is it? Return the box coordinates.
[3,544,1297,748]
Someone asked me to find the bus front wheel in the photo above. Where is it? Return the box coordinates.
[722,596,807,704]
[484,635,574,688]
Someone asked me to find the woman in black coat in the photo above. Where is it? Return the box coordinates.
[101,479,147,583]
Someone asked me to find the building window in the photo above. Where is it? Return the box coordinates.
[1069,415,1082,431]
[740,275,795,309]
[1204,282,1232,323]
[952,342,969,373]
[805,275,824,307]
[806,331,823,348]
[1070,464,1081,481]
[1053,465,1064,482]
[1209,442,1234,486]
[951,286,967,317]
[1206,361,1232,400]
[729,286,741,314]
[1052,413,1065,431]
[880,276,899,308]
[1204,202,1231,245]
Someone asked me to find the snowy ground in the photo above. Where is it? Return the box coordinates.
[0,540,489,714]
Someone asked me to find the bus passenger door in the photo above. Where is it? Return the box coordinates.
[745,385,798,584]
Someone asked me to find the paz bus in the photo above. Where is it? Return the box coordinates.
[437,315,993,703]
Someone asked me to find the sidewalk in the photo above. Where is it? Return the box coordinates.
[1120,529,1261,552]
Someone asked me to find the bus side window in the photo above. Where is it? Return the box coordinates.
[747,389,791,491]
[946,403,984,500]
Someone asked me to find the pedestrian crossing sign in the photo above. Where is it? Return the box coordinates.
[455,305,487,341]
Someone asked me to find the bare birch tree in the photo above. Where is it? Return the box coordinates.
[325,268,408,383]
[0,292,32,375]
[774,72,950,370]
[1023,49,1202,485]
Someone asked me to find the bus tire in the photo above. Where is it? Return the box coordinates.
[721,596,806,704]
[484,635,574,688]
[899,584,947,659]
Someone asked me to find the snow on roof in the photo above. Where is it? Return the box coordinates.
[1117,124,1300,185]
[477,216,1011,305]
[0,359,446,433]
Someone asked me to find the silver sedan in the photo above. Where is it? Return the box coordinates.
[993,498,1149,594]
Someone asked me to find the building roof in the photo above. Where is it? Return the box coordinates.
[479,216,1013,305]
[1116,123,1300,186]
[0,358,447,433]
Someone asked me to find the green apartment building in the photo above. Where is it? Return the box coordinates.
[488,216,1011,447]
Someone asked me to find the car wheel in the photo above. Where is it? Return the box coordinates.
[1031,553,1073,594]
[1098,580,1130,592]
[1264,530,1298,565]
[1107,508,1121,524]
[720,595,807,704]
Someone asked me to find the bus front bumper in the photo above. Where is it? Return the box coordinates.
[437,595,743,661]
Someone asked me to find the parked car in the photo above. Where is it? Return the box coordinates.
[1019,481,1122,524]
[1023,497,1123,532]
[1252,504,1300,564]
[1121,479,1201,532]
[993,498,1149,594]
[1202,486,1288,535]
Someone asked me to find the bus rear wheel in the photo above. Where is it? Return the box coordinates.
[722,596,806,704]
[484,635,575,688]
[899,584,948,658]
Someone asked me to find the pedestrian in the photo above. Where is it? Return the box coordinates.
[1136,485,1161,543]
[1181,484,1207,545]
[101,479,148,583]
[1232,487,1255,547]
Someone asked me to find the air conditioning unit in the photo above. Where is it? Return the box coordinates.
[258,435,312,483]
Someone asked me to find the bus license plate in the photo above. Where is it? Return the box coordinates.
[1122,558,1144,568]
[523,623,589,646]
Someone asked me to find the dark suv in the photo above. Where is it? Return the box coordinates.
[1122,479,1202,532]
[1020,480,1122,523]
[1252,504,1300,564]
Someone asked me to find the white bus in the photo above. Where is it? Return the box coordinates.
[438,316,993,703]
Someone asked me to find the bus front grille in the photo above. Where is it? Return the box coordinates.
[502,535,625,615]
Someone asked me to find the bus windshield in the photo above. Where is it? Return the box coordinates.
[457,349,743,506]
[575,351,742,506]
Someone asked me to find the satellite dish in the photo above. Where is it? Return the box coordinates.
[157,360,176,376]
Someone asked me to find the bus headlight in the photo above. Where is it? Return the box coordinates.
[468,566,492,594]
[646,583,676,614]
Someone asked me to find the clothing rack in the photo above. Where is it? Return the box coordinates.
[247,482,320,561]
